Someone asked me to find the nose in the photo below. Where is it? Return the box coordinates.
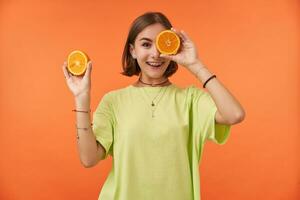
[150,45,160,58]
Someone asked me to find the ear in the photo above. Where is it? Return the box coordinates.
[129,44,136,59]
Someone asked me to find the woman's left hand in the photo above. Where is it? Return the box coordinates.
[160,28,203,72]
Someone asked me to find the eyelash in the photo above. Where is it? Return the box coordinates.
[142,43,151,48]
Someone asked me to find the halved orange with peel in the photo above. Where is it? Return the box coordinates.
[67,50,90,76]
[156,30,181,55]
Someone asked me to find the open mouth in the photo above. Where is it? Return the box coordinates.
[146,62,165,68]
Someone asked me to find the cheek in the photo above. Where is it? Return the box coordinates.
[136,55,148,67]
[135,48,146,56]
[136,52,146,61]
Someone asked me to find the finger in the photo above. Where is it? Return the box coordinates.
[179,30,190,41]
[171,27,180,37]
[171,27,185,42]
[62,61,71,79]
[83,61,92,80]
[160,54,174,60]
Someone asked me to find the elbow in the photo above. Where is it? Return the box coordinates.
[238,109,246,122]
[82,161,94,168]
[81,144,105,168]
[82,163,94,168]
[81,159,98,168]
[230,110,246,125]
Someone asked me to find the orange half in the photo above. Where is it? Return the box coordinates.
[156,30,180,55]
[67,50,89,76]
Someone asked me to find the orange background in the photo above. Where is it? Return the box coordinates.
[1,0,299,199]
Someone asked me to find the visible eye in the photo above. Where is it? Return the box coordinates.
[142,43,151,48]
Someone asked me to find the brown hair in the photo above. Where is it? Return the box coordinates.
[120,12,178,78]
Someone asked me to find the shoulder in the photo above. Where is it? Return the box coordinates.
[101,85,131,98]
[94,87,129,114]
[186,84,205,94]
[178,84,213,106]
[175,84,207,98]
[97,85,134,107]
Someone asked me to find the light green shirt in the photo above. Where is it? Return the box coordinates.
[92,84,231,200]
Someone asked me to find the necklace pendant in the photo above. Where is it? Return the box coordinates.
[151,110,155,118]
[151,102,155,106]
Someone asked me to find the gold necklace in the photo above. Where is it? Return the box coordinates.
[141,85,169,118]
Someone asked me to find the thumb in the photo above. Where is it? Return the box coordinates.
[83,61,92,79]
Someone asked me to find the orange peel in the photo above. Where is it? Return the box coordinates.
[67,50,89,76]
[156,30,181,55]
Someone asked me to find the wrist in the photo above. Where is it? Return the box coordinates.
[75,93,91,109]
[192,64,214,85]
[187,60,206,75]
[75,92,90,100]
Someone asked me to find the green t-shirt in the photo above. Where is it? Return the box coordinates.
[92,84,231,200]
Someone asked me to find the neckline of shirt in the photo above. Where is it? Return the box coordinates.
[129,83,175,92]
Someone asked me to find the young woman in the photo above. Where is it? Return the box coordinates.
[63,12,245,200]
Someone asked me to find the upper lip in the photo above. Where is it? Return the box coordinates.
[146,61,164,63]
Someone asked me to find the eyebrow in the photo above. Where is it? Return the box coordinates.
[139,37,153,42]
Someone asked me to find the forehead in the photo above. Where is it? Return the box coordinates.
[136,23,167,42]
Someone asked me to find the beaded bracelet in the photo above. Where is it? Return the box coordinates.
[75,123,93,130]
[75,123,93,140]
[203,75,217,88]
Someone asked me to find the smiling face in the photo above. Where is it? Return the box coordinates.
[130,23,171,83]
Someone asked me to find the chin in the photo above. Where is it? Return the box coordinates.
[149,68,168,76]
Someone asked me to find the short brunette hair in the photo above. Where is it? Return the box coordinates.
[121,12,178,78]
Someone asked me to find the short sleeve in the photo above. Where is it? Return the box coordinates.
[92,93,115,159]
[189,85,231,145]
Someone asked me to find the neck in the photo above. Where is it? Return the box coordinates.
[134,76,171,87]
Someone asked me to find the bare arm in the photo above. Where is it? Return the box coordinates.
[190,61,246,124]
[159,29,245,124]
[63,61,106,167]
[75,94,106,167]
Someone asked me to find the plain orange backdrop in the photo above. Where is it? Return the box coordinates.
[0,0,299,199]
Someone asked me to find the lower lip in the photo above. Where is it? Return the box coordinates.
[147,63,163,70]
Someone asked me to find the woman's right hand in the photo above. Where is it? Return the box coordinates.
[62,61,92,98]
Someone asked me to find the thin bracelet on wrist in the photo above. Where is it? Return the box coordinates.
[203,75,217,88]
[72,109,91,113]
[75,123,93,130]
